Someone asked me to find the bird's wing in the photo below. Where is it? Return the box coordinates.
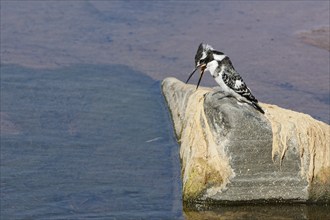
[222,69,258,103]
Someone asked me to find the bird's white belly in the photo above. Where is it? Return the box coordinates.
[207,63,233,95]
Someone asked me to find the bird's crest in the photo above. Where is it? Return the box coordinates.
[201,43,214,51]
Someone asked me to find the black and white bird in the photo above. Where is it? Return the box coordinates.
[186,43,264,114]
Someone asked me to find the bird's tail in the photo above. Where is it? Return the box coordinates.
[252,102,265,114]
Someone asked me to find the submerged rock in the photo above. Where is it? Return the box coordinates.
[161,77,330,205]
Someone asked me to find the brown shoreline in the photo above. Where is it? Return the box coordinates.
[298,27,330,51]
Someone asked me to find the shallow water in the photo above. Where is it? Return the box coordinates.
[1,65,182,219]
[184,203,330,220]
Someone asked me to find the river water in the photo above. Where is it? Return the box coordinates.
[1,1,329,219]
[1,65,182,219]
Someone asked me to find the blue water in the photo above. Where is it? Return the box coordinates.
[0,65,182,219]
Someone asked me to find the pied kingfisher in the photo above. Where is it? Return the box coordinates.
[186,43,264,114]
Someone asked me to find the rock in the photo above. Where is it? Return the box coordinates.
[161,77,330,205]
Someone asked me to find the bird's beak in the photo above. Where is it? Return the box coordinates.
[185,63,207,90]
[185,66,198,84]
[200,64,206,73]
[196,64,206,89]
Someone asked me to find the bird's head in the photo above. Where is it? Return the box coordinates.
[186,43,223,89]
[194,43,214,70]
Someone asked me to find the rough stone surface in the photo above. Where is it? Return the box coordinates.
[161,77,330,205]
